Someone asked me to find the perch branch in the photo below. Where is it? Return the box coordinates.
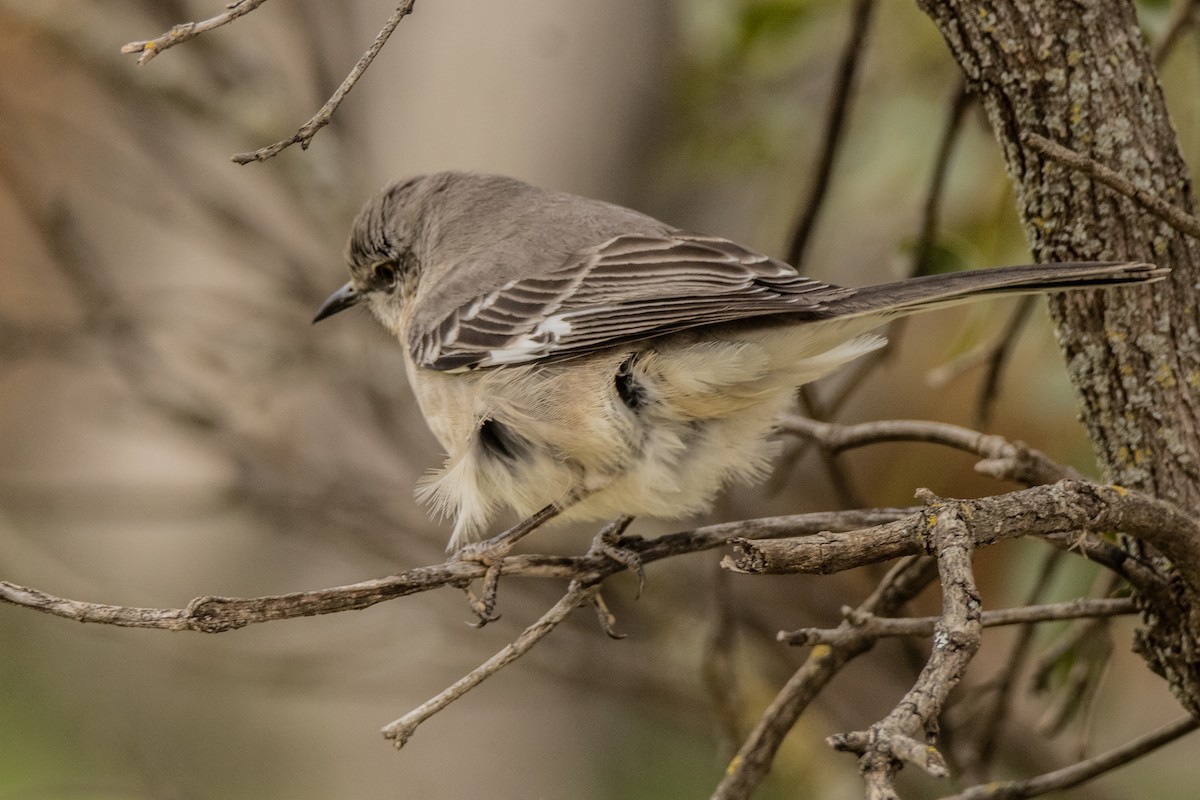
[0,508,907,633]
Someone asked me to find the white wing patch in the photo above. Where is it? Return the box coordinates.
[483,312,581,366]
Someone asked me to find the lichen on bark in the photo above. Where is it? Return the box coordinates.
[917,0,1200,716]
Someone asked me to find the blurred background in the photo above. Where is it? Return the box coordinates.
[1,1,1198,798]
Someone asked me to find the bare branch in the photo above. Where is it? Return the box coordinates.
[0,508,908,632]
[1022,132,1200,241]
[0,582,191,630]
[726,481,1200,595]
[231,1,416,163]
[1028,575,1121,736]
[121,0,271,65]
[381,582,594,748]
[778,415,1080,485]
[941,716,1200,800]
[779,597,1136,645]
[771,81,976,495]
[924,296,1036,425]
[957,296,1036,427]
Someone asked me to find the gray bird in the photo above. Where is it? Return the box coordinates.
[314,171,1165,552]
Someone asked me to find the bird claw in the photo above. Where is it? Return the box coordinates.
[454,541,513,626]
[588,589,625,639]
[589,516,645,597]
[461,562,504,626]
[454,514,642,627]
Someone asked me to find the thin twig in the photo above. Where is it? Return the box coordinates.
[1029,575,1119,738]
[381,581,593,748]
[955,548,1066,783]
[774,73,972,495]
[121,0,271,65]
[1022,132,1200,240]
[969,294,1034,427]
[797,388,866,507]
[785,0,877,267]
[912,80,973,276]
[779,597,1136,645]
[922,296,1037,427]
[941,716,1200,800]
[231,1,416,163]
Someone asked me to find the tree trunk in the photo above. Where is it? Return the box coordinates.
[916,0,1200,715]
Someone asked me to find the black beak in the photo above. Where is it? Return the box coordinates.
[312,282,360,324]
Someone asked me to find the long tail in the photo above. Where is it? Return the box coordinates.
[831,261,1167,319]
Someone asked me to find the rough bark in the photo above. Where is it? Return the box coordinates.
[916,0,1200,715]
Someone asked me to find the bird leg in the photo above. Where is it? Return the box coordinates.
[455,499,573,625]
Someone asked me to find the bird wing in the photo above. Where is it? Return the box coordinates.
[409,232,854,371]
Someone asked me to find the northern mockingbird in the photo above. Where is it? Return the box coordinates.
[314,171,1164,556]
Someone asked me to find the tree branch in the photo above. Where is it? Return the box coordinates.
[1152,0,1200,64]
[941,716,1200,800]
[725,481,1200,599]
[231,1,416,163]
[785,0,877,267]
[911,80,973,276]
[381,581,594,748]
[1021,132,1200,241]
[0,508,908,632]
[779,597,1136,645]
[778,415,1081,485]
[121,0,271,65]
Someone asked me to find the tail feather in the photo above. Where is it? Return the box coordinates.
[833,261,1167,319]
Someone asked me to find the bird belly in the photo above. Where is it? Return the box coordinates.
[407,328,885,549]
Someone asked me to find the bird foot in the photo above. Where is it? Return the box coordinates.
[588,516,645,597]
[454,538,514,626]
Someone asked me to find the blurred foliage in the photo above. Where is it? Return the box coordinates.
[667,0,824,170]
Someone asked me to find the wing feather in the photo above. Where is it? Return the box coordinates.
[410,232,852,371]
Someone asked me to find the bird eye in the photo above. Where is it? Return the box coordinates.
[373,262,398,289]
